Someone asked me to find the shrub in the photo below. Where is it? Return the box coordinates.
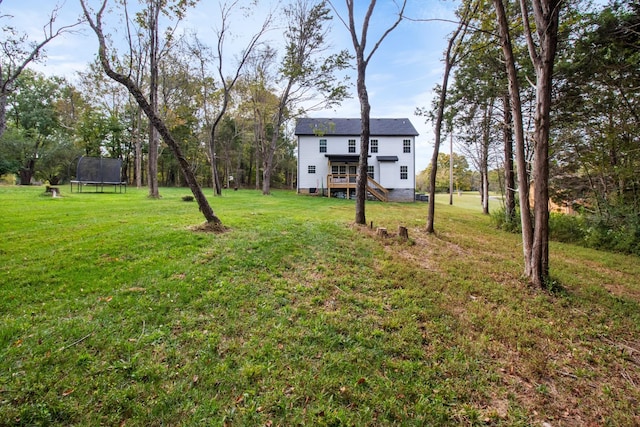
[583,216,640,256]
[490,207,521,234]
[493,206,640,256]
[0,173,17,185]
[549,212,585,244]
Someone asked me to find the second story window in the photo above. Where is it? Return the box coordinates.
[403,139,411,153]
[370,139,378,153]
[319,139,327,153]
[348,139,356,153]
[308,165,316,174]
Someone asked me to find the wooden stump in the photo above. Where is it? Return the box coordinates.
[48,187,60,197]
[398,226,409,240]
[376,227,388,238]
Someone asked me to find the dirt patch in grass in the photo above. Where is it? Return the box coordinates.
[189,221,229,234]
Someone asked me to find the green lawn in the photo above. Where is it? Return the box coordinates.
[1,185,638,426]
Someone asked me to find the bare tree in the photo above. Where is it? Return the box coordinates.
[206,0,272,196]
[423,0,476,233]
[146,1,162,198]
[261,0,350,195]
[330,0,406,225]
[81,0,223,226]
[0,3,83,138]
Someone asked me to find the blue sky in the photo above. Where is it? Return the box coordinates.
[2,0,459,172]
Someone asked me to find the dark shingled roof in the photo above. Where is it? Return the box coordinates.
[295,118,419,137]
[377,156,399,162]
[325,155,362,162]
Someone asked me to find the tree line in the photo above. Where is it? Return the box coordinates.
[0,0,350,209]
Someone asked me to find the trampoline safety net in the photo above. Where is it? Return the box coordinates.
[71,156,126,193]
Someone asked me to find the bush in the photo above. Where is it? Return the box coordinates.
[583,216,640,256]
[0,174,17,185]
[549,212,585,244]
[491,207,521,234]
[492,206,640,256]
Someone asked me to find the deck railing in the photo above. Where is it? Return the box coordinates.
[326,174,388,202]
[327,174,357,186]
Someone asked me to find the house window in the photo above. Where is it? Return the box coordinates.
[370,139,378,153]
[332,165,346,175]
[319,139,327,153]
[400,165,408,180]
[367,165,375,179]
[348,139,356,153]
[308,165,316,174]
[403,139,411,153]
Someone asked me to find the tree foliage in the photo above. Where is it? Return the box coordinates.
[416,153,472,193]
[553,0,640,215]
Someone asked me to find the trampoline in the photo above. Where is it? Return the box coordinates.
[70,156,127,193]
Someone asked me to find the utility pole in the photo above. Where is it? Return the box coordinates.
[449,133,454,205]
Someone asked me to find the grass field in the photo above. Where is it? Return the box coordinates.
[1,185,639,426]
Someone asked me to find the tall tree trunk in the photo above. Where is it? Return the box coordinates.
[481,101,493,215]
[255,143,260,190]
[481,170,490,214]
[262,160,272,194]
[520,0,560,288]
[426,0,474,232]
[449,133,454,205]
[207,3,270,197]
[0,94,7,138]
[263,80,293,195]
[529,44,554,287]
[427,40,456,232]
[135,107,143,188]
[147,2,160,198]
[343,0,406,226]
[426,59,450,232]
[208,138,222,195]
[261,111,277,195]
[355,66,371,225]
[502,93,516,222]
[493,0,534,277]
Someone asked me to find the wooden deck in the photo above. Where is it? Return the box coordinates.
[326,174,389,202]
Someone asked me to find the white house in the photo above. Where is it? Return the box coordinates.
[295,118,419,202]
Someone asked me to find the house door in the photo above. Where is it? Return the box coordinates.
[349,166,357,183]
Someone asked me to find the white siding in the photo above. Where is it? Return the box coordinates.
[369,136,415,191]
[298,135,327,190]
